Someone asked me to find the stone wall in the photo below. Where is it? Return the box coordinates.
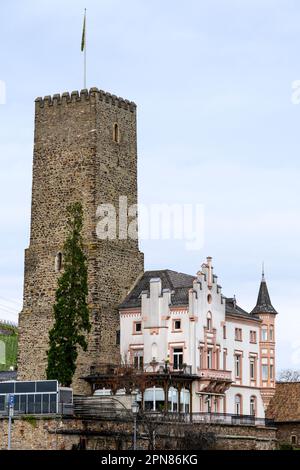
[0,416,277,451]
[272,422,300,448]
[17,88,144,394]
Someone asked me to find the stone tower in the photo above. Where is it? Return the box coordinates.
[18,88,144,393]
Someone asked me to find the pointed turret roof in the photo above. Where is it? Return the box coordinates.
[251,267,278,315]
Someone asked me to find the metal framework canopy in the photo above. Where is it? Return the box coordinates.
[0,380,73,415]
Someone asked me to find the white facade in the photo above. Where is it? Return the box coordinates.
[120,258,276,418]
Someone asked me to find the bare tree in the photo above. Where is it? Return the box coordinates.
[137,411,163,450]
[277,369,300,382]
[172,422,218,450]
[137,413,218,450]
[182,424,217,450]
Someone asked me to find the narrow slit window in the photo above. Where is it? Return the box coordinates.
[113,123,120,143]
[55,252,63,272]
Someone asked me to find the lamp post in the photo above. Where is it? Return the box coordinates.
[98,394,140,450]
[131,400,139,450]
[7,394,14,450]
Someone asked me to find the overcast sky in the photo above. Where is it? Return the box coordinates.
[1,0,300,372]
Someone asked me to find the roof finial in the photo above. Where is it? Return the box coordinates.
[262,261,265,281]
[207,256,213,289]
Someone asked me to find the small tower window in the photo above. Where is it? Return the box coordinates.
[113,123,120,143]
[261,326,268,341]
[116,330,120,346]
[55,252,63,272]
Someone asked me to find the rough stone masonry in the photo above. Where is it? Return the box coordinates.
[17,88,144,394]
[0,417,277,451]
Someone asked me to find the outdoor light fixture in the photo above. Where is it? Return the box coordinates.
[131,399,139,450]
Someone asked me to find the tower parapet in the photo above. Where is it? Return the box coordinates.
[35,87,136,112]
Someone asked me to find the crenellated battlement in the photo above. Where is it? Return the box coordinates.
[35,87,136,112]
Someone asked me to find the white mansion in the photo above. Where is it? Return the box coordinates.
[118,257,277,419]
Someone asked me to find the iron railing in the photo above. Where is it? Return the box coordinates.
[143,362,192,374]
[89,362,193,376]
[72,397,268,426]
[198,369,232,381]
[0,394,270,427]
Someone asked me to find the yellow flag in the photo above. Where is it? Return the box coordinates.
[81,10,86,52]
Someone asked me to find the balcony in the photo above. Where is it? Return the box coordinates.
[89,362,193,376]
[84,362,197,398]
[197,368,232,394]
[144,361,192,375]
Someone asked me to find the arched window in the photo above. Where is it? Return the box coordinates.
[207,312,212,331]
[55,252,63,272]
[235,394,242,415]
[168,387,178,412]
[113,123,120,143]
[180,388,190,413]
[250,396,256,416]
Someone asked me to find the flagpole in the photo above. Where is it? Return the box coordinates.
[84,8,87,89]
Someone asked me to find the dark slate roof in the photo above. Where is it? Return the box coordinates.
[251,278,278,315]
[119,270,259,321]
[0,371,17,382]
[119,270,195,309]
[225,298,260,322]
